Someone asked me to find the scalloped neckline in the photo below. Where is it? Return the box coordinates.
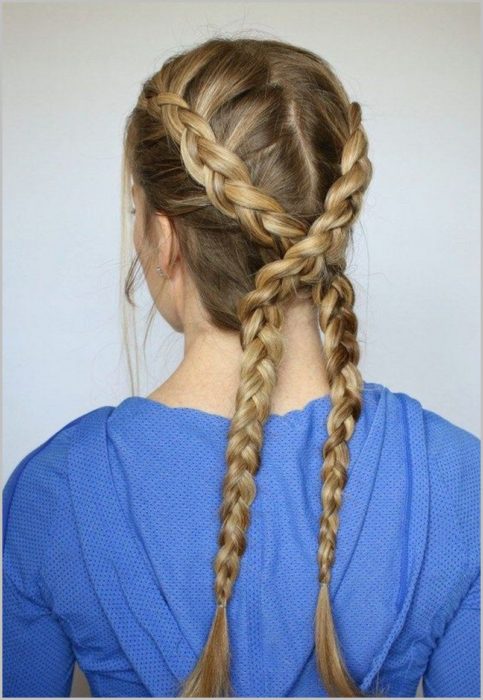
[119,380,376,424]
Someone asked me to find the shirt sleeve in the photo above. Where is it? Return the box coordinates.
[3,571,76,697]
[3,424,79,698]
[422,570,480,697]
[422,413,481,698]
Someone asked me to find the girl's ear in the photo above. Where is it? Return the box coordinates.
[154,212,179,273]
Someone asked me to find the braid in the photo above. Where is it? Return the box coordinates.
[138,88,308,253]
[314,271,365,697]
[311,103,375,697]
[180,298,288,698]
[134,70,382,697]
[141,84,309,697]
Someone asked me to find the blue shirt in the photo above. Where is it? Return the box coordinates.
[3,381,480,697]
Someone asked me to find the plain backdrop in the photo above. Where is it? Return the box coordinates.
[2,1,480,696]
[3,0,481,465]
[5,1,481,474]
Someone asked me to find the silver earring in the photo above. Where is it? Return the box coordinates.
[156,265,166,277]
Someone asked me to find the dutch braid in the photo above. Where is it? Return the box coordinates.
[123,36,381,697]
[141,88,313,697]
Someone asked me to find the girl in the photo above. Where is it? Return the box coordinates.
[3,36,480,698]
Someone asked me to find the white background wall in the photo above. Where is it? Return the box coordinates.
[4,0,480,456]
[3,1,480,696]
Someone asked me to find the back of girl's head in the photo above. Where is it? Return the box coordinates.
[122,35,383,697]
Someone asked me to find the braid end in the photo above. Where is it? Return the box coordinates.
[178,605,233,697]
[315,582,366,697]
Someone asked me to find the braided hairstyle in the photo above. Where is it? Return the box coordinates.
[121,36,375,697]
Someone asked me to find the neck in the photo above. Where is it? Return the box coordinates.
[149,298,332,417]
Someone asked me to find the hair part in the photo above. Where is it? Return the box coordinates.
[120,35,384,697]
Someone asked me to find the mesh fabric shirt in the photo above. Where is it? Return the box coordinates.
[3,381,481,697]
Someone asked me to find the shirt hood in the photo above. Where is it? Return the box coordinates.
[67,381,430,696]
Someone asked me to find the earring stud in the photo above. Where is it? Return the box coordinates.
[156,266,166,277]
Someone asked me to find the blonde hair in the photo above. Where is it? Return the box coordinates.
[120,35,379,697]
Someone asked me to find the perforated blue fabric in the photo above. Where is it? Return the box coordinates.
[3,381,480,697]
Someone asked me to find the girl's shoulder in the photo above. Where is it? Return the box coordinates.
[3,406,112,594]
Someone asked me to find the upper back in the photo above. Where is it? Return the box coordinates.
[3,381,480,696]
